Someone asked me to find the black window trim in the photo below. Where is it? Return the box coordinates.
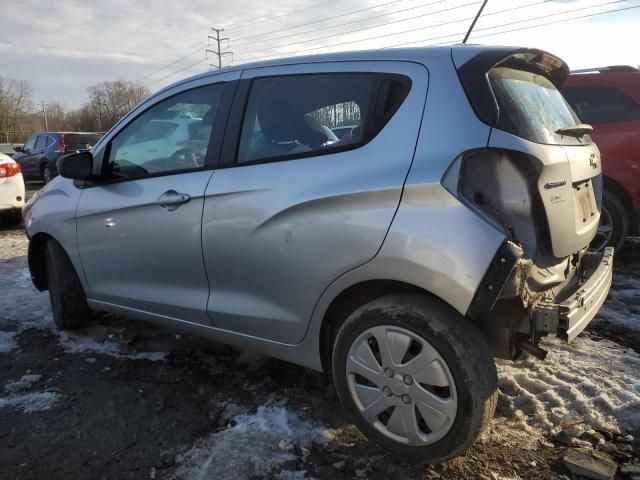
[218,71,412,169]
[77,80,238,188]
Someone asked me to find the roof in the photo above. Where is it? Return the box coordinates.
[154,44,521,96]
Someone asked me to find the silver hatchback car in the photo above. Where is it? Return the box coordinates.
[24,45,613,463]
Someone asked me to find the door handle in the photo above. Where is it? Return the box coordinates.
[156,190,191,211]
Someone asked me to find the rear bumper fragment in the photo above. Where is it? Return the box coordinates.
[531,247,613,342]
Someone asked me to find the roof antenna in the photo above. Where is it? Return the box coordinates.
[462,0,489,44]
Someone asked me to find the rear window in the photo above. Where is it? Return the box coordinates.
[489,67,584,145]
[562,85,640,124]
[64,133,101,147]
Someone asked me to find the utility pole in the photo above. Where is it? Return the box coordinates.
[207,27,233,69]
[40,101,49,132]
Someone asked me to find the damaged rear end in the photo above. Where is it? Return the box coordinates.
[450,48,613,359]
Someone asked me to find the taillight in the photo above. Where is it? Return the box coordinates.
[0,163,21,178]
[54,134,65,153]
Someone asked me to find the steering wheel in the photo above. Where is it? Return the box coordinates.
[169,148,203,170]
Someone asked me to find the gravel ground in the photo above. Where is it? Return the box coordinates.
[0,184,638,479]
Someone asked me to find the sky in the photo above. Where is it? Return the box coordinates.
[1,0,639,107]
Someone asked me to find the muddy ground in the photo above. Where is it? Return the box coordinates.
[0,185,638,480]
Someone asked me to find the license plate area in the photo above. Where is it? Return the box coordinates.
[574,180,597,225]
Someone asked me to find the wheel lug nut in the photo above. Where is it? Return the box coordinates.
[401,394,411,404]
[384,368,394,378]
[383,386,392,397]
[403,375,413,385]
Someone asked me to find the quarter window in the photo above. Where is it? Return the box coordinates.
[562,85,640,124]
[105,83,224,178]
[237,74,409,164]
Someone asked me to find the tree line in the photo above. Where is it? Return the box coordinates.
[0,77,150,143]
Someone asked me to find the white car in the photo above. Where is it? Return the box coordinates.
[0,152,25,225]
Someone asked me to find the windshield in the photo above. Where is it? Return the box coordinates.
[489,67,585,145]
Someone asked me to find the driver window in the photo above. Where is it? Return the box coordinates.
[107,83,224,178]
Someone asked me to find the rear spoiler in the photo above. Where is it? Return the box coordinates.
[455,47,570,126]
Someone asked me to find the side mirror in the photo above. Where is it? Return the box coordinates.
[58,151,95,180]
[13,146,23,153]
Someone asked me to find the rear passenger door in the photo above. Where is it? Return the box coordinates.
[202,62,428,344]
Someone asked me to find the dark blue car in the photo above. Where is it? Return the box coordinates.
[13,132,101,182]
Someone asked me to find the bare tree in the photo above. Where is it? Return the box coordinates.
[85,80,150,131]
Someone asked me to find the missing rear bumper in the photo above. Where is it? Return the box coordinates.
[530,247,613,342]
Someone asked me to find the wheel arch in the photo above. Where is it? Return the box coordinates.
[28,231,55,291]
[319,279,433,372]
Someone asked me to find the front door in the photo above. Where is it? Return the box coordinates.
[75,75,238,324]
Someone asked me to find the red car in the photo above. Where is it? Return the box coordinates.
[563,66,640,252]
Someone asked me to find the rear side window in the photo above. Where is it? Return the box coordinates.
[562,85,640,124]
[35,135,47,149]
[237,73,410,164]
[489,67,583,145]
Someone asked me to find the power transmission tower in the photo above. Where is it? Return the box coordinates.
[207,27,233,69]
[40,101,49,132]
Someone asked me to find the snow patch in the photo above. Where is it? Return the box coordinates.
[497,335,640,435]
[59,332,166,361]
[173,405,329,480]
[0,331,17,353]
[0,391,59,413]
[4,374,42,393]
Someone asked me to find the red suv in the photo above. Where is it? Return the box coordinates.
[563,66,640,252]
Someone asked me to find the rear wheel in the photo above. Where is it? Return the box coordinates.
[45,239,93,329]
[42,165,52,184]
[331,293,498,463]
[591,190,628,253]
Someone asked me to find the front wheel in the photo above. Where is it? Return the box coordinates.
[332,293,498,463]
[45,239,93,329]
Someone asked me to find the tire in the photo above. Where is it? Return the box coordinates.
[45,239,93,329]
[42,165,52,184]
[591,190,628,254]
[332,293,498,463]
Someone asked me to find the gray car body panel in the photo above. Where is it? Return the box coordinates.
[202,60,429,344]
[26,45,603,372]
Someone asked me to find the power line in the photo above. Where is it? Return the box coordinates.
[143,0,637,89]
[234,0,483,58]
[231,0,449,49]
[231,0,408,43]
[146,57,207,87]
[237,0,563,62]
[388,0,634,48]
[207,27,233,69]
[227,0,345,33]
[434,2,640,45]
[136,42,208,82]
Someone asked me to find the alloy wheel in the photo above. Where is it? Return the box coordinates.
[346,325,457,446]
